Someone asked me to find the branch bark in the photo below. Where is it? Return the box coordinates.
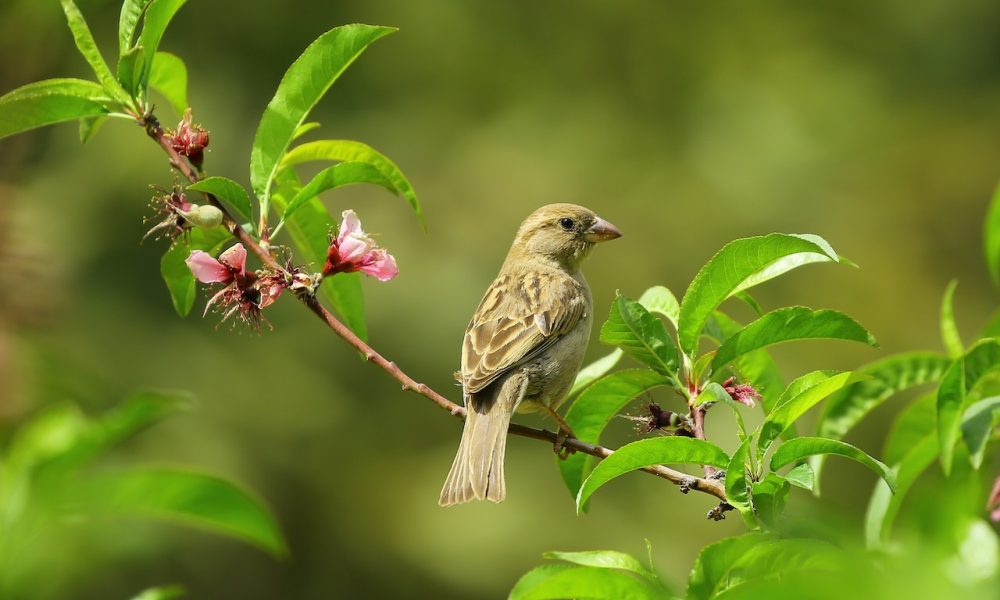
[142,114,729,507]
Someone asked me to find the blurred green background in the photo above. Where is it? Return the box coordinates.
[2,0,1000,598]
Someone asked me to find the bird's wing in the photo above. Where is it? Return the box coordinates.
[462,270,587,394]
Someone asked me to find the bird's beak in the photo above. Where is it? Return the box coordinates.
[584,216,622,242]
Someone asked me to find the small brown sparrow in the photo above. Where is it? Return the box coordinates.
[439,204,621,506]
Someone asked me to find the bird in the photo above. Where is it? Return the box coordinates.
[439,203,622,506]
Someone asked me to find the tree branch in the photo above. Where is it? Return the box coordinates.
[142,113,729,507]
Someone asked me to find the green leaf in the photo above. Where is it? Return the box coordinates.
[250,25,395,207]
[732,291,763,316]
[783,463,815,491]
[159,227,231,317]
[5,404,89,474]
[576,437,729,511]
[542,550,658,581]
[87,467,286,557]
[750,473,791,527]
[559,370,671,504]
[508,565,661,600]
[148,51,188,116]
[961,396,1000,469]
[0,79,111,140]
[884,393,937,466]
[938,339,1000,475]
[60,0,131,102]
[711,537,842,594]
[712,307,877,373]
[119,0,153,56]
[678,233,841,355]
[117,45,146,98]
[568,349,624,398]
[637,285,679,329]
[687,533,772,600]
[281,162,394,222]
[725,438,752,516]
[757,372,854,456]
[293,121,321,140]
[79,115,107,143]
[864,433,937,548]
[130,585,185,600]
[985,182,1000,289]
[771,437,896,493]
[272,168,366,339]
[709,311,786,412]
[281,139,423,226]
[599,295,678,377]
[812,352,949,493]
[941,279,964,358]
[695,382,749,441]
[188,176,254,224]
[137,0,187,89]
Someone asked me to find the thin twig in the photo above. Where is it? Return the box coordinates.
[141,114,729,506]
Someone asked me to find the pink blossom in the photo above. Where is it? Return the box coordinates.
[168,108,210,167]
[186,244,246,284]
[322,210,398,282]
[722,376,761,408]
[184,243,285,330]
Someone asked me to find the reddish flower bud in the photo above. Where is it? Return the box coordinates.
[722,376,760,408]
[989,475,1000,522]
[168,108,210,168]
[143,188,195,243]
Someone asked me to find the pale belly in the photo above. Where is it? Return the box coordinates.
[515,308,593,414]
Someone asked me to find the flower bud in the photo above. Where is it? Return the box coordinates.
[179,204,223,229]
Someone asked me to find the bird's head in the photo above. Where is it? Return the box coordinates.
[509,203,621,269]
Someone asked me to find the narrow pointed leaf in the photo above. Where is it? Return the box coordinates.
[293,121,321,140]
[85,467,286,557]
[678,233,841,355]
[938,339,1000,475]
[60,0,131,102]
[576,437,729,511]
[771,437,895,493]
[272,169,366,338]
[985,182,1000,289]
[137,0,187,89]
[750,473,791,527]
[509,565,660,600]
[941,279,963,358]
[250,26,395,204]
[961,396,1000,469]
[148,51,188,116]
[757,372,854,455]
[568,349,623,398]
[812,352,949,492]
[0,79,111,139]
[281,139,422,225]
[79,114,107,143]
[119,0,153,56]
[188,176,254,224]
[884,393,937,466]
[687,533,772,600]
[542,550,657,581]
[117,45,146,97]
[864,433,937,548]
[282,162,393,222]
[712,307,876,372]
[784,463,815,491]
[600,295,678,377]
[725,438,752,515]
[637,285,679,329]
[559,370,670,503]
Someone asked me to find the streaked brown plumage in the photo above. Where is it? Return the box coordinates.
[439,204,621,506]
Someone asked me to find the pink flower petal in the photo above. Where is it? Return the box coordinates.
[218,243,247,275]
[360,249,399,282]
[186,250,232,283]
[338,210,362,241]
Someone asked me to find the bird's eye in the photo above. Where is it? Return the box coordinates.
[559,217,575,231]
